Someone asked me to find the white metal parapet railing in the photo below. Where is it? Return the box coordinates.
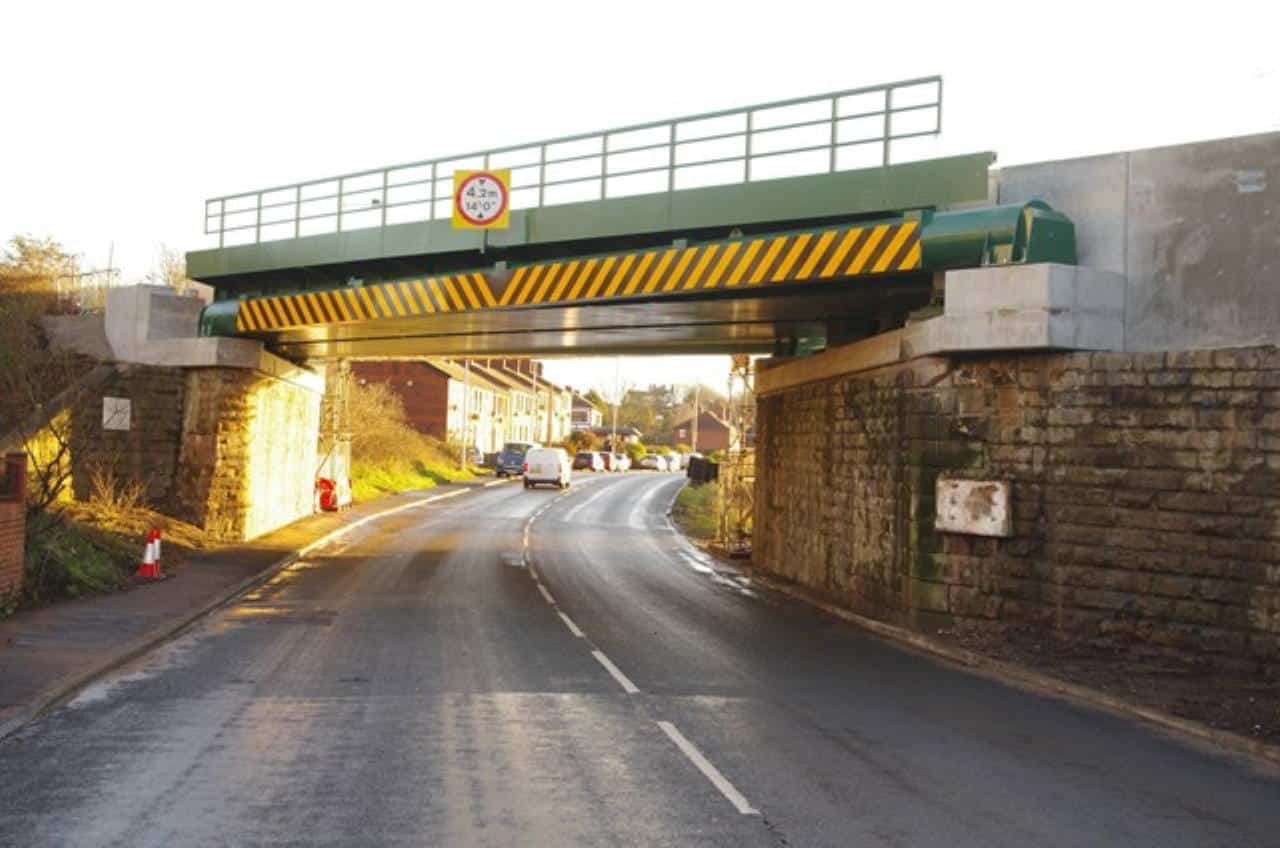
[205,76,942,247]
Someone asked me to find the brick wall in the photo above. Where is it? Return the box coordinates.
[353,361,449,438]
[755,346,1280,669]
[0,453,27,597]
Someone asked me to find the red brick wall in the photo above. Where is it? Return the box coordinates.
[352,362,449,439]
[676,412,731,452]
[0,454,27,597]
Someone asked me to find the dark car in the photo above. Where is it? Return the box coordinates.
[495,441,538,477]
[573,451,604,471]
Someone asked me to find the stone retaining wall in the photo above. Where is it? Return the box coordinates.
[755,346,1280,670]
[174,368,321,541]
[70,365,186,506]
[68,365,322,543]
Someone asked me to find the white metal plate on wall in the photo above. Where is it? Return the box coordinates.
[935,478,1011,538]
[102,397,131,431]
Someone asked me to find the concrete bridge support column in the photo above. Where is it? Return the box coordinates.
[41,286,327,542]
[175,365,323,541]
[315,359,353,505]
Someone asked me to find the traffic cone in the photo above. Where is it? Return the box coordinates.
[136,528,162,579]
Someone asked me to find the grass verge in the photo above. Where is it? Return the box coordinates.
[12,503,211,615]
[351,456,482,501]
[671,481,720,541]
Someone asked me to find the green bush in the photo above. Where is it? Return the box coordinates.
[23,521,130,605]
[625,442,647,464]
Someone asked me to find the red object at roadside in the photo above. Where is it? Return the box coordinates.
[316,478,339,511]
[136,528,162,579]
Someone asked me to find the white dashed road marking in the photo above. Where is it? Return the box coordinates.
[657,721,759,815]
[558,611,585,638]
[591,650,640,694]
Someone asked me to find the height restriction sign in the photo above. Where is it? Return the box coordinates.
[452,169,511,229]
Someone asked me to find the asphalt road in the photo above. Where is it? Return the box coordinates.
[1,472,1278,847]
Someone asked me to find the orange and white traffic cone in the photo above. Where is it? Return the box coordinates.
[136,528,163,579]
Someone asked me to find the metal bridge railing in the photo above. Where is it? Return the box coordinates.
[204,76,942,247]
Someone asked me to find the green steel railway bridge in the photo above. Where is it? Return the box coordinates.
[188,76,1075,359]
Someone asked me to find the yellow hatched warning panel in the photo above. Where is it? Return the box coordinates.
[234,221,921,333]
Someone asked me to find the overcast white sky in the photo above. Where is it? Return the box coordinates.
[2,1,1277,392]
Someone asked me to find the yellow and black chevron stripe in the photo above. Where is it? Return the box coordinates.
[236,220,920,333]
[236,273,499,332]
[496,219,920,308]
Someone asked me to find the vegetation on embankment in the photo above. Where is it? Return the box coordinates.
[14,473,210,614]
[671,481,720,542]
[1,236,214,615]
[347,381,485,501]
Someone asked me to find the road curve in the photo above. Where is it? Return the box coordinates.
[0,472,1277,847]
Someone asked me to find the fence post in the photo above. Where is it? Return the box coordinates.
[3,453,26,500]
[1,452,28,598]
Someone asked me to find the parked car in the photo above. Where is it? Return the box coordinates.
[496,441,539,477]
[638,454,666,471]
[523,447,572,489]
[573,450,605,471]
[612,452,631,472]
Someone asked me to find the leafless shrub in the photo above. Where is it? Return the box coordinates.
[85,463,148,521]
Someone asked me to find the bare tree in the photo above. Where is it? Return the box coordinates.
[146,244,198,295]
[0,236,89,525]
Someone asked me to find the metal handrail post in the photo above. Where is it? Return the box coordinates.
[380,170,389,228]
[828,96,838,172]
[294,186,302,238]
[882,87,893,166]
[429,162,437,220]
[219,200,226,248]
[337,178,345,232]
[745,111,754,181]
[254,193,262,243]
[666,123,675,192]
[537,144,547,207]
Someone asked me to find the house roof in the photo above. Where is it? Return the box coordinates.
[426,359,508,394]
[497,365,569,396]
[469,363,530,394]
[673,410,732,431]
[589,425,643,438]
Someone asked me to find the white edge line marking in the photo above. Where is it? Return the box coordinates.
[297,487,471,557]
[558,611,585,638]
[656,721,759,815]
[591,650,639,694]
[538,584,556,605]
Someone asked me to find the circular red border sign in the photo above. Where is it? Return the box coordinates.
[455,172,509,226]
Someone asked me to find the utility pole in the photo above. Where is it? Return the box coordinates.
[611,356,620,450]
[459,359,471,469]
[691,383,701,452]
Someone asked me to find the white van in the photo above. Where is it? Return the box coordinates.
[523,447,572,489]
